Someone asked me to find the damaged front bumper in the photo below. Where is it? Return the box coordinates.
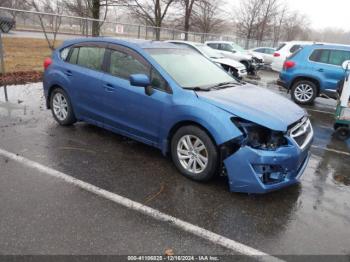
[223,141,311,194]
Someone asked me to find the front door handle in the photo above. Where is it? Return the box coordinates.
[104,83,115,92]
[65,70,73,76]
[317,68,324,72]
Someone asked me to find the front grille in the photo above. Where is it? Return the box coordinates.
[288,117,313,149]
[253,57,263,64]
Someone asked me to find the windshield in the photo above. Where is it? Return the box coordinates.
[231,42,246,52]
[146,48,237,89]
[194,44,224,59]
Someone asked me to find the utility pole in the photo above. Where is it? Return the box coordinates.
[0,31,8,102]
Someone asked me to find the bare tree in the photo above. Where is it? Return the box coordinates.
[256,0,279,43]
[25,0,63,50]
[63,0,129,36]
[282,11,310,41]
[128,0,176,40]
[191,0,224,39]
[235,0,265,48]
[180,0,197,40]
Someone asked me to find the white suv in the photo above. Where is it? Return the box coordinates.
[271,41,315,72]
[205,41,264,73]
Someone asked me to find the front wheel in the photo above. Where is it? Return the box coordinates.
[50,88,76,126]
[171,126,218,182]
[291,80,317,105]
[335,127,350,141]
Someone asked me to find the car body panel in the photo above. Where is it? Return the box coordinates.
[196,84,306,131]
[249,47,275,65]
[44,37,312,194]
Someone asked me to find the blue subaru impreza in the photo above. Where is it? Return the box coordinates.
[43,38,313,194]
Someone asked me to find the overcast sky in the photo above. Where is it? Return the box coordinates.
[229,0,350,31]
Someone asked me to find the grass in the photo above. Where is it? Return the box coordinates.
[2,37,62,73]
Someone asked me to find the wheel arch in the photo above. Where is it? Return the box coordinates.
[291,76,321,95]
[166,120,218,155]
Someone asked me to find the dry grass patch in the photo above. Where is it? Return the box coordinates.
[2,37,62,73]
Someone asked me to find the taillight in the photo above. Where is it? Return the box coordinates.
[283,60,295,69]
[44,57,52,70]
[273,52,280,57]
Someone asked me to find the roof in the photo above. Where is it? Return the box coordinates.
[308,43,350,50]
[62,37,183,50]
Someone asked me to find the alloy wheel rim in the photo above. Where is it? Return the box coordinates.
[52,93,68,121]
[177,135,208,174]
[295,84,314,102]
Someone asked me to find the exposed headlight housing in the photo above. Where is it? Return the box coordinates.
[232,118,288,150]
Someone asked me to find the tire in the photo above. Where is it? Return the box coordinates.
[291,80,317,105]
[50,88,76,126]
[171,125,218,182]
[335,127,350,141]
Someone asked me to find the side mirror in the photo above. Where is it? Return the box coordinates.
[129,74,153,96]
[342,60,350,71]
[129,74,151,87]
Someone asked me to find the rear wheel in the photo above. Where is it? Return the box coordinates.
[171,126,218,182]
[291,80,317,105]
[50,88,76,126]
[335,127,350,141]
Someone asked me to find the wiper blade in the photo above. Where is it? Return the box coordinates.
[207,81,242,90]
[183,86,210,91]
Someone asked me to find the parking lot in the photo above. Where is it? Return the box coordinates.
[0,70,349,259]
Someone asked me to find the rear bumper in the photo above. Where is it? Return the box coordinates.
[277,79,288,89]
[224,141,312,194]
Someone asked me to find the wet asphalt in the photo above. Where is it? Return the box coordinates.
[0,70,349,257]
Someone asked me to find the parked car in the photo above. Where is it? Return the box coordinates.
[278,44,350,105]
[0,16,16,33]
[205,41,264,74]
[271,41,316,72]
[166,40,247,79]
[43,38,313,194]
[249,47,275,65]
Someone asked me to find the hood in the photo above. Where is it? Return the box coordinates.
[197,84,306,132]
[247,51,264,60]
[212,57,246,69]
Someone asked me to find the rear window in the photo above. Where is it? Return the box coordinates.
[288,46,304,59]
[290,45,301,53]
[276,43,286,51]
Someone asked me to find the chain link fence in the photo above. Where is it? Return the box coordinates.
[0,6,275,75]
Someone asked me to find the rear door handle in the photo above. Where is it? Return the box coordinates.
[317,68,324,72]
[65,70,73,76]
[104,83,115,92]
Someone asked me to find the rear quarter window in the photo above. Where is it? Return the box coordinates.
[60,47,70,61]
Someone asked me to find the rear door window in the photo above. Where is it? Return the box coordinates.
[309,49,330,64]
[77,46,105,71]
[68,47,79,64]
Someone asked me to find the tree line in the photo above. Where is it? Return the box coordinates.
[0,0,349,48]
